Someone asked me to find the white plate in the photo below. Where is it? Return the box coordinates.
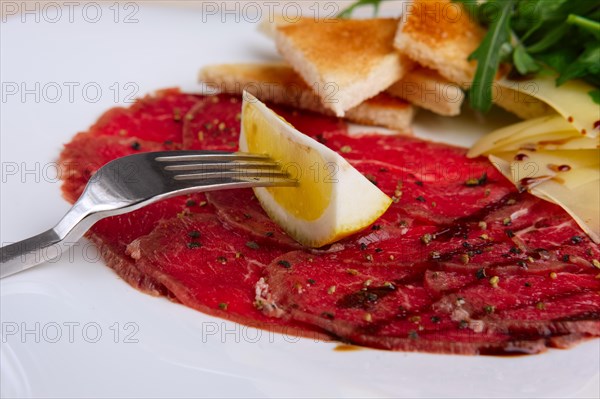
[1,4,599,398]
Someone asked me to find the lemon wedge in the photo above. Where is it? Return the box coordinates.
[238,92,392,247]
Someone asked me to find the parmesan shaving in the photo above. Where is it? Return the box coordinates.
[471,76,600,244]
[468,116,598,157]
[488,149,599,244]
[497,75,600,137]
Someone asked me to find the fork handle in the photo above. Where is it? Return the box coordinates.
[0,198,101,279]
[0,229,65,278]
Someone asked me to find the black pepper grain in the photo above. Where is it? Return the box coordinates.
[187,231,201,239]
[246,241,260,250]
[476,268,487,279]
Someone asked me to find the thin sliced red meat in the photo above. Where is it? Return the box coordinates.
[261,251,552,354]
[268,103,348,137]
[90,88,202,144]
[354,329,549,355]
[261,249,599,353]
[182,94,348,151]
[486,292,600,336]
[126,213,327,337]
[86,233,173,298]
[206,189,300,249]
[58,90,600,355]
[349,158,514,225]
[182,94,242,151]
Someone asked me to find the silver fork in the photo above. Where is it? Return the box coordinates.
[0,151,295,279]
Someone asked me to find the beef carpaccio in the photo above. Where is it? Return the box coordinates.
[59,89,600,355]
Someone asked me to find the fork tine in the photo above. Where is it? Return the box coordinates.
[184,175,297,187]
[173,169,290,181]
[241,176,298,187]
[155,152,269,163]
[157,151,296,184]
[164,160,280,172]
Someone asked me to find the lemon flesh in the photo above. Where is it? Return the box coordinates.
[238,92,392,247]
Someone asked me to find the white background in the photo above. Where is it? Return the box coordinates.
[1,2,599,398]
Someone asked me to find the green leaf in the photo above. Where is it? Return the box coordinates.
[584,75,600,88]
[567,14,600,40]
[513,0,568,39]
[557,42,600,85]
[536,48,580,74]
[526,22,570,53]
[478,0,505,26]
[590,9,600,22]
[513,45,540,75]
[468,0,515,112]
[498,42,514,63]
[589,89,600,105]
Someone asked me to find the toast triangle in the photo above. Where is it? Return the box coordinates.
[274,18,413,117]
[199,63,415,133]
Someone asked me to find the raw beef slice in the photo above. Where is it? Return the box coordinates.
[59,90,600,355]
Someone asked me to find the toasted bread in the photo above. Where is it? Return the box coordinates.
[259,16,461,117]
[274,18,413,117]
[200,63,325,112]
[395,0,552,119]
[345,92,415,133]
[388,67,464,116]
[394,0,483,86]
[199,63,415,133]
[258,14,310,38]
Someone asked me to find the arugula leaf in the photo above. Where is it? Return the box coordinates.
[536,48,580,75]
[514,0,569,40]
[567,14,600,40]
[526,23,570,53]
[589,89,600,105]
[557,42,600,85]
[467,0,515,112]
[455,0,599,109]
[513,44,540,75]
